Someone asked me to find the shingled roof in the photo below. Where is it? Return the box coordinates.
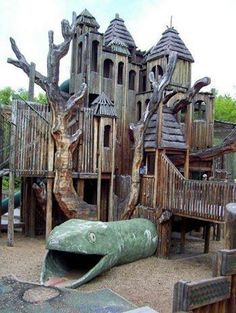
[91,92,117,118]
[147,27,194,62]
[107,37,131,56]
[76,9,100,29]
[104,14,136,48]
[144,107,187,150]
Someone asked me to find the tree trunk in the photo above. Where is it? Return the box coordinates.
[8,14,96,220]
[121,52,178,219]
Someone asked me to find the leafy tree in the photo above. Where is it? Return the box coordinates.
[0,87,14,105]
[0,86,47,105]
[214,94,236,123]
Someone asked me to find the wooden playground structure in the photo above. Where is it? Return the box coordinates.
[1,8,236,259]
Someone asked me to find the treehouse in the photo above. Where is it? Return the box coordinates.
[1,8,236,256]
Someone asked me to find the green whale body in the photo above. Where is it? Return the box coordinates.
[41,218,158,288]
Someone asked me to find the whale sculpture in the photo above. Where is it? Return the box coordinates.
[41,218,158,288]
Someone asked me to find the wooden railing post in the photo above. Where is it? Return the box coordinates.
[225,203,236,249]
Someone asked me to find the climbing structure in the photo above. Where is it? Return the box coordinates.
[1,8,236,255]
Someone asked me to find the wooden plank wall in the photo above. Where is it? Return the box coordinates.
[74,108,94,173]
[172,249,236,312]
[139,153,236,222]
[14,100,50,176]
[191,121,213,150]
[0,111,11,169]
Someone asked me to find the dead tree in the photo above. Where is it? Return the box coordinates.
[8,14,95,219]
[121,52,178,219]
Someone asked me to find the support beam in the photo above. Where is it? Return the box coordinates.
[204,223,211,253]
[7,100,16,247]
[46,178,53,239]
[0,177,2,234]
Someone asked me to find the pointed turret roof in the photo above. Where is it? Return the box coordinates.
[91,92,117,117]
[107,37,130,56]
[144,107,187,150]
[76,9,100,29]
[147,27,194,62]
[104,14,136,48]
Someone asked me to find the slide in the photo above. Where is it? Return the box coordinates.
[1,191,21,215]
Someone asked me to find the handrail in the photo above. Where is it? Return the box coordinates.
[140,152,236,222]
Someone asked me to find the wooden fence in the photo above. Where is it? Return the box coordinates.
[13,100,50,176]
[0,109,11,171]
[140,153,236,222]
[173,249,236,312]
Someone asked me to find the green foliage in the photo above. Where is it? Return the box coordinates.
[214,95,236,123]
[2,177,21,191]
[0,87,48,105]
[0,87,14,105]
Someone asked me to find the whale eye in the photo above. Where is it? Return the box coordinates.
[88,232,96,243]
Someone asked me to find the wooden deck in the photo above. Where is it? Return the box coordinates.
[140,153,236,223]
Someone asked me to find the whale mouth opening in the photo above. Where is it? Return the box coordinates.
[43,250,105,288]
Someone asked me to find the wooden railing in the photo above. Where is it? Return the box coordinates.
[140,153,236,222]
[173,249,236,312]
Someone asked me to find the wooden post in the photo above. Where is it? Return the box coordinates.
[157,220,172,258]
[77,179,84,200]
[108,119,116,221]
[225,203,236,249]
[46,178,53,238]
[180,218,186,254]
[7,100,17,246]
[0,176,2,234]
[204,222,211,253]
[28,62,35,101]
[97,119,103,221]
[28,178,36,237]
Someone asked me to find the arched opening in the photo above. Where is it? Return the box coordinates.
[91,41,99,72]
[145,99,150,108]
[103,59,113,79]
[137,101,142,121]
[157,65,163,80]
[104,125,111,147]
[151,66,156,78]
[117,62,124,84]
[179,107,187,123]
[77,42,82,73]
[193,101,206,120]
[129,70,136,90]
[139,70,146,92]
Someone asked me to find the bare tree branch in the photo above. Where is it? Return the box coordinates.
[7,38,48,91]
[121,51,178,220]
[172,77,211,114]
[65,83,87,112]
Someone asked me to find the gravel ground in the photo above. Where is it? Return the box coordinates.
[0,232,223,313]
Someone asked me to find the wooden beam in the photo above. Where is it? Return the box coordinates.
[0,177,2,234]
[46,178,53,239]
[28,62,35,101]
[7,100,17,247]
[204,222,211,253]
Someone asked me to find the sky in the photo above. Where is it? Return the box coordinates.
[0,0,236,97]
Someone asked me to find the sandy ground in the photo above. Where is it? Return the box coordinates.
[0,231,223,313]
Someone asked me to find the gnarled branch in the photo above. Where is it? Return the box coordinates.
[172,77,211,114]
[7,38,48,91]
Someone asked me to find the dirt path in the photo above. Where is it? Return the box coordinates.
[0,232,223,312]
